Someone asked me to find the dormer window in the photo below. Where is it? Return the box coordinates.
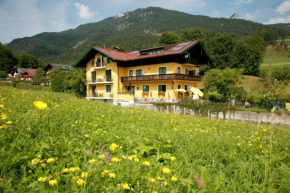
[91,60,94,66]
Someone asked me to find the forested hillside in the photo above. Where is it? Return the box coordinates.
[7,7,290,65]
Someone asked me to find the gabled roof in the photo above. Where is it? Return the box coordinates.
[45,63,71,71]
[22,69,36,77]
[75,40,212,67]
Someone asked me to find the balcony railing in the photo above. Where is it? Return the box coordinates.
[90,64,107,69]
[88,78,113,84]
[121,73,201,82]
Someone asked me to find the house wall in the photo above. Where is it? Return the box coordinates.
[85,53,200,101]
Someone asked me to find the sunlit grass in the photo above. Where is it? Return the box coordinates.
[0,86,289,192]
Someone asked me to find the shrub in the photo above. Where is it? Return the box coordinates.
[0,71,8,78]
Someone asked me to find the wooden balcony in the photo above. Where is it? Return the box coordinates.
[121,73,201,82]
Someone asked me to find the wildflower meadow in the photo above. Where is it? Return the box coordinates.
[0,86,289,192]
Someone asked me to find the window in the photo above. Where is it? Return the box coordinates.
[91,60,94,67]
[178,85,181,89]
[107,58,111,63]
[185,68,189,75]
[158,67,166,75]
[177,67,181,74]
[129,70,134,77]
[136,69,143,76]
[158,85,166,93]
[142,85,149,93]
[192,69,196,76]
[184,85,188,91]
[102,57,105,67]
[96,57,101,67]
[91,71,96,82]
[105,85,112,93]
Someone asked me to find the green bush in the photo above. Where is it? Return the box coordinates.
[0,71,8,78]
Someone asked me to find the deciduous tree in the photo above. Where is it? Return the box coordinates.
[202,68,243,101]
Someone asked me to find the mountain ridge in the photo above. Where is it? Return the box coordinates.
[7,7,290,65]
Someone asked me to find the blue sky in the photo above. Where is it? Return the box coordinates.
[0,0,290,44]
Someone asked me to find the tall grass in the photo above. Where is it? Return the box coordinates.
[0,86,289,192]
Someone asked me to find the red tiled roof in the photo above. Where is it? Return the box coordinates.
[22,69,37,77]
[93,40,199,62]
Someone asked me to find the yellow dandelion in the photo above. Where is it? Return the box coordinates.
[143,161,150,166]
[46,158,55,163]
[31,158,40,165]
[98,154,106,159]
[237,143,241,147]
[88,159,97,163]
[163,181,168,186]
[109,143,119,151]
[109,173,116,178]
[170,156,176,161]
[149,178,156,183]
[6,121,12,125]
[62,168,69,173]
[122,182,130,190]
[162,167,171,174]
[33,101,48,110]
[38,177,46,182]
[111,157,120,162]
[76,179,85,186]
[48,179,57,186]
[171,175,177,182]
[134,158,139,162]
[81,172,88,178]
[0,104,4,108]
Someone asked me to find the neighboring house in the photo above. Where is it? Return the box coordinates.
[44,63,71,85]
[7,68,27,78]
[21,69,36,81]
[44,63,71,75]
[74,40,212,105]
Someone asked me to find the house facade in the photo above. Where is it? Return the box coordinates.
[75,40,212,105]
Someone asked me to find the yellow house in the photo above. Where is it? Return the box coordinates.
[74,40,212,105]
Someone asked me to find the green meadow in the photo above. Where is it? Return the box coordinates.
[261,56,290,70]
[0,86,289,192]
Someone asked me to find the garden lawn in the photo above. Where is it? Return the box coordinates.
[261,56,290,70]
[0,86,290,192]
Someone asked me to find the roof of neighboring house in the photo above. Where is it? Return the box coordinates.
[22,69,37,77]
[7,67,27,73]
[45,63,71,71]
[75,40,212,67]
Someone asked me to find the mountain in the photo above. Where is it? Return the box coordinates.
[7,7,290,65]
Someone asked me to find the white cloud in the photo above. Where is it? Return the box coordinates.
[276,0,290,15]
[246,13,252,20]
[74,2,97,19]
[0,0,71,43]
[211,10,219,17]
[230,0,253,6]
[264,15,290,24]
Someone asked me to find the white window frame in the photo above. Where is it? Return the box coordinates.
[128,70,134,76]
[158,66,167,75]
[185,68,189,75]
[157,84,167,93]
[135,69,143,76]
[142,85,150,93]
[177,66,181,74]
